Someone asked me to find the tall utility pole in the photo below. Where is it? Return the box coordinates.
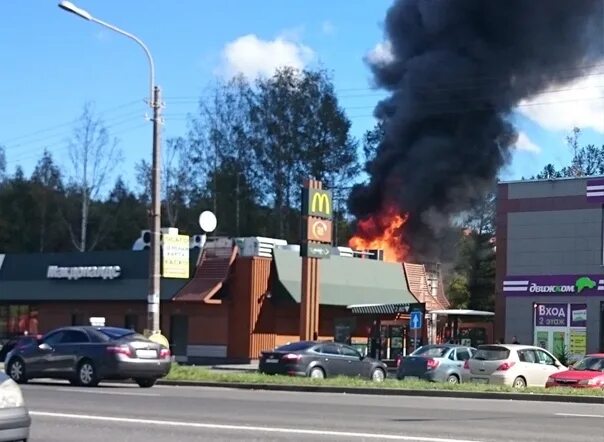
[58,1,163,335]
[148,85,162,333]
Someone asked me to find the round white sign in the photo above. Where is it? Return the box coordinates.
[198,210,217,233]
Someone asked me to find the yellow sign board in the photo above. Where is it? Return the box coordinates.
[162,234,189,278]
[569,330,586,355]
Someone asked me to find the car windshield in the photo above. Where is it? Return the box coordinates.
[275,342,315,352]
[474,346,510,361]
[96,327,144,341]
[572,356,604,371]
[411,346,449,358]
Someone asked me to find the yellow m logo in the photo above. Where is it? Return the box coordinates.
[311,191,331,215]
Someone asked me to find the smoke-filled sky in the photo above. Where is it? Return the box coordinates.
[349,0,604,261]
[0,0,602,213]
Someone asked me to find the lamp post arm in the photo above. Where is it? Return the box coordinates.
[91,16,156,107]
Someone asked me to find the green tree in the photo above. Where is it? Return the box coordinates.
[448,230,495,311]
[447,188,496,311]
[136,136,194,229]
[30,149,67,252]
[531,127,604,179]
[95,177,148,250]
[248,67,358,240]
[0,145,6,183]
[65,102,122,251]
[188,75,258,236]
[361,120,385,166]
[0,167,38,252]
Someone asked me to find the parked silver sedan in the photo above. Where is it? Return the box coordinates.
[396,344,476,384]
[0,370,30,441]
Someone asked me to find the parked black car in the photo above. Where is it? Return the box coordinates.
[259,341,387,381]
[5,326,171,388]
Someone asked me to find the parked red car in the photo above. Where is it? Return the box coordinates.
[546,354,604,389]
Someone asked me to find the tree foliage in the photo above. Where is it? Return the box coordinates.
[532,127,604,179]
[65,102,123,251]
[0,67,358,251]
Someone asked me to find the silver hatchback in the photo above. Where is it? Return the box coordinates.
[396,344,476,384]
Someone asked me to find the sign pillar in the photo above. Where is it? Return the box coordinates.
[300,178,333,341]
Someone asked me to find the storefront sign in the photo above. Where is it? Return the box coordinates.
[534,303,568,327]
[304,217,333,243]
[503,275,604,295]
[302,188,333,220]
[47,265,121,280]
[162,234,190,279]
[569,330,587,355]
[570,304,587,328]
[586,178,604,203]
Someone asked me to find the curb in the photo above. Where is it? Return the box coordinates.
[157,379,604,404]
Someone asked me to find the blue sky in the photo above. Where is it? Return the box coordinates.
[1,0,602,193]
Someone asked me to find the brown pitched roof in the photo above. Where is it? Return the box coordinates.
[433,274,451,310]
[173,246,237,302]
[402,262,449,311]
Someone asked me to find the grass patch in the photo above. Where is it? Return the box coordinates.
[166,365,604,397]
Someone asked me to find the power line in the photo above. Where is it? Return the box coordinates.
[4,112,147,154]
[163,66,604,102]
[0,99,143,147]
[5,120,150,167]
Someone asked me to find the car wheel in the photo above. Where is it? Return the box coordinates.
[7,358,27,384]
[135,378,157,388]
[446,374,460,384]
[512,376,527,389]
[77,360,99,387]
[309,367,325,379]
[371,368,385,382]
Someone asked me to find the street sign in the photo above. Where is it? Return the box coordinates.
[300,243,331,259]
[410,310,422,330]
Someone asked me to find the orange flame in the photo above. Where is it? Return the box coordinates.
[348,207,409,263]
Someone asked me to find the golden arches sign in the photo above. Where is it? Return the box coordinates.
[303,189,333,219]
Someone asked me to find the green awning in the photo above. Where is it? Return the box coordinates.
[272,248,417,306]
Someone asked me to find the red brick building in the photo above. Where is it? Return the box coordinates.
[1,241,437,363]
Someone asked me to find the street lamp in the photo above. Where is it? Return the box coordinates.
[58,1,163,336]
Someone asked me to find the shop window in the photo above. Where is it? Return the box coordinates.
[125,314,139,332]
[71,313,86,326]
[0,305,39,340]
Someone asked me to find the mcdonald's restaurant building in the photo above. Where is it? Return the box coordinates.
[0,189,467,363]
[0,235,466,363]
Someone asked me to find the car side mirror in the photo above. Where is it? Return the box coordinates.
[39,343,52,351]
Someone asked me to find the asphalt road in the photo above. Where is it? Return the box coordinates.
[21,381,604,441]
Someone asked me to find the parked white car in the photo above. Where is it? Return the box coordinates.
[0,370,30,441]
[463,344,566,388]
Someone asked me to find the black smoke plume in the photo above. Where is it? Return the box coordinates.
[349,0,604,261]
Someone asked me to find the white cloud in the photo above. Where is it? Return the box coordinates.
[514,131,541,154]
[366,40,394,65]
[216,34,315,79]
[321,20,336,35]
[517,73,604,133]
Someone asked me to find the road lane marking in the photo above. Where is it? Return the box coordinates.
[23,385,160,397]
[555,413,604,418]
[29,411,483,442]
